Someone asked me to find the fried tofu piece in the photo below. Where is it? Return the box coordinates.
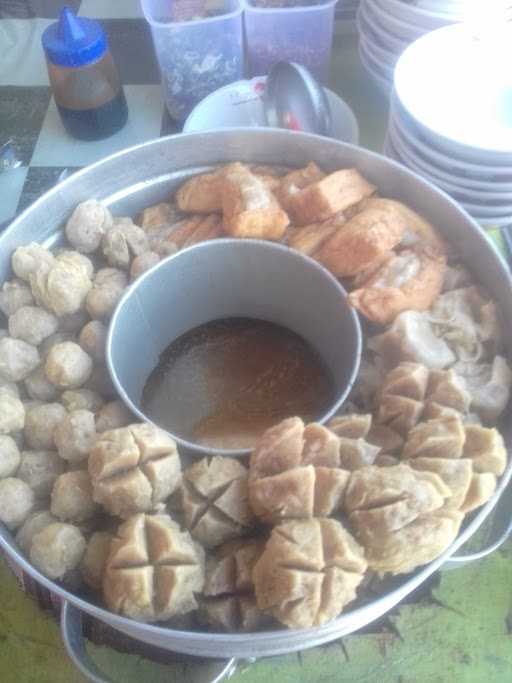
[287,212,345,256]
[222,165,289,240]
[181,214,223,248]
[176,171,225,214]
[277,163,326,213]
[286,169,375,226]
[348,247,446,325]
[316,207,407,277]
[363,198,447,254]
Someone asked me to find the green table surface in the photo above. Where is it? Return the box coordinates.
[1,32,511,683]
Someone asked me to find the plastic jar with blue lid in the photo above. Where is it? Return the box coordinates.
[42,7,128,141]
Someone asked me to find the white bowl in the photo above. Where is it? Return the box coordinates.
[183,77,359,144]
[390,94,512,180]
[394,23,512,157]
[387,119,512,199]
[385,135,512,228]
[387,117,512,192]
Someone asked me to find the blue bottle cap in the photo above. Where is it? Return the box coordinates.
[42,7,107,68]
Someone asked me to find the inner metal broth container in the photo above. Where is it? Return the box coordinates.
[107,239,362,457]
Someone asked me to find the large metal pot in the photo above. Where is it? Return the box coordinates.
[1,130,512,678]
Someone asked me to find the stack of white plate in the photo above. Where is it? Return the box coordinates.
[356,0,471,92]
[384,23,512,227]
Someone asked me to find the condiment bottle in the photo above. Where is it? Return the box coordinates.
[42,7,128,141]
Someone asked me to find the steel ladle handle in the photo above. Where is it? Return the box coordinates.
[60,601,237,683]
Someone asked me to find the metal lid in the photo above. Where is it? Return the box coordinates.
[264,61,333,137]
[42,6,107,68]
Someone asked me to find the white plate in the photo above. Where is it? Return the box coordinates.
[384,134,512,227]
[390,93,512,180]
[372,0,455,30]
[183,78,360,144]
[357,1,409,53]
[387,117,512,192]
[387,121,512,202]
[394,23,512,155]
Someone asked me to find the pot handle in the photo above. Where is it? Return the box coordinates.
[60,600,237,683]
[443,481,512,570]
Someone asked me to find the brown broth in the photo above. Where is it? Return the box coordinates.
[141,317,335,450]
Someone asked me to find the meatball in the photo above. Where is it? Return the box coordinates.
[95,400,132,433]
[130,251,160,281]
[58,309,90,334]
[0,478,35,529]
[81,531,112,589]
[51,471,98,523]
[45,342,93,389]
[39,332,75,359]
[0,279,34,316]
[12,243,55,281]
[30,259,92,316]
[30,522,86,579]
[85,267,128,320]
[17,450,65,498]
[60,389,104,413]
[65,200,113,254]
[0,434,21,478]
[0,337,40,382]
[15,510,57,554]
[54,410,96,463]
[55,250,95,279]
[25,366,59,402]
[78,320,107,364]
[24,402,66,450]
[0,389,25,434]
[0,380,20,398]
[102,222,149,270]
[9,305,59,346]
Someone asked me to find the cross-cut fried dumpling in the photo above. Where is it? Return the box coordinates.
[460,472,497,513]
[253,519,367,628]
[366,424,404,455]
[409,457,473,510]
[377,394,424,436]
[426,369,470,413]
[327,413,372,439]
[463,425,507,476]
[402,416,466,460]
[345,464,451,542]
[363,509,463,575]
[381,362,429,401]
[338,437,381,470]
